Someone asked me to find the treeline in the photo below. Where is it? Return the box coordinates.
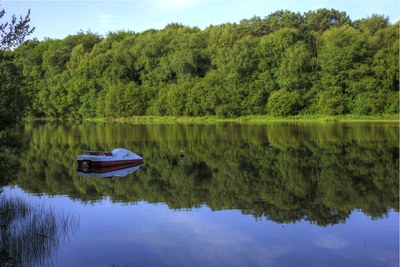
[12,122,399,225]
[10,9,400,118]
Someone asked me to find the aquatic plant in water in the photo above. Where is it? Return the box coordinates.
[0,195,79,266]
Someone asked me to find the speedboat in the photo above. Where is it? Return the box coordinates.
[77,148,143,171]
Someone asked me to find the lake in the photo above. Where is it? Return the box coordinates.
[1,121,399,267]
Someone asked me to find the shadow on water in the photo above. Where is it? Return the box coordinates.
[0,129,79,267]
[8,121,400,226]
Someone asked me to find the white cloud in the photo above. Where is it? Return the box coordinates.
[167,0,200,8]
[314,234,348,249]
[152,0,202,10]
[99,14,116,25]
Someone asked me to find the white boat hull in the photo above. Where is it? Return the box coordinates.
[77,148,143,169]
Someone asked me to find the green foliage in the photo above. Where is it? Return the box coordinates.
[0,4,35,50]
[354,14,389,35]
[267,89,302,116]
[315,90,346,115]
[9,9,400,119]
[277,41,311,90]
[0,4,34,129]
[304,8,350,32]
[0,51,26,129]
[319,25,364,94]
[373,23,399,92]
[352,91,387,115]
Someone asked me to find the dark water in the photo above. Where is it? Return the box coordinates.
[1,121,399,267]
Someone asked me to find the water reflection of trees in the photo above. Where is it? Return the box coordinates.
[13,122,400,226]
[0,131,24,188]
[0,129,79,266]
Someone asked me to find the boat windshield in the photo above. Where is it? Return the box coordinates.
[83,150,113,156]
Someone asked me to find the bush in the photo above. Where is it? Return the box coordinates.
[315,90,346,115]
[267,89,302,116]
[352,92,385,115]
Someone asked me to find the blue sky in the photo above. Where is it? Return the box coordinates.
[2,0,399,40]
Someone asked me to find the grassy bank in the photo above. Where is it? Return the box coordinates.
[24,114,400,124]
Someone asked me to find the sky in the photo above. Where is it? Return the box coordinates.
[1,0,399,40]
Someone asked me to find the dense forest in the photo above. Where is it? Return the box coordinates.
[3,9,399,119]
[12,122,399,226]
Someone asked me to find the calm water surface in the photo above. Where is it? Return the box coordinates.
[1,122,399,267]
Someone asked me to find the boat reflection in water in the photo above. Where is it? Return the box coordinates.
[77,163,143,178]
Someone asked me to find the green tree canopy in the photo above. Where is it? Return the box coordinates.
[0,3,34,128]
[9,9,400,119]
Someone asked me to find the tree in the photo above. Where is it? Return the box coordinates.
[304,9,350,33]
[373,23,399,93]
[0,50,26,129]
[319,25,363,92]
[7,8,399,119]
[303,9,351,68]
[354,14,389,35]
[0,3,35,50]
[238,16,268,37]
[0,3,34,128]
[277,41,311,91]
[263,10,304,32]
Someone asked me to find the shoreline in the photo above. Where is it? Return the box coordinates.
[24,115,400,124]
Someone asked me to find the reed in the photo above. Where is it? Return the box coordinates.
[0,194,79,266]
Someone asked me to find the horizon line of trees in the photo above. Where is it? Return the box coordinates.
[7,9,400,119]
